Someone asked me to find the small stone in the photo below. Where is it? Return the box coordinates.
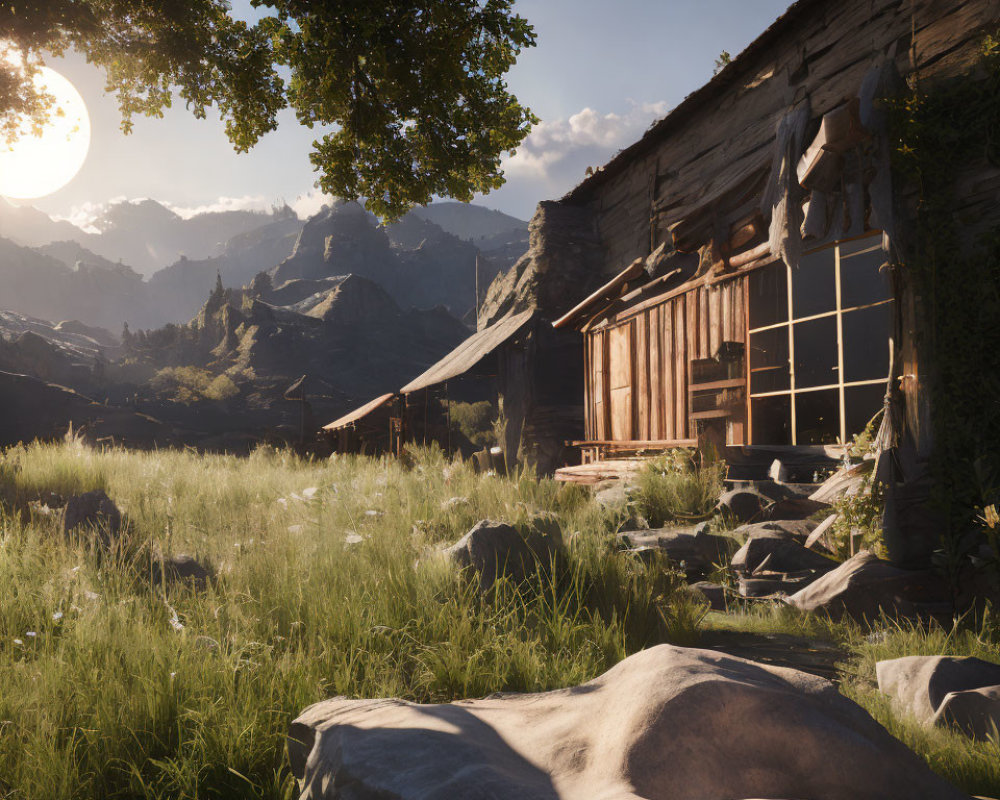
[933,684,1000,740]
[731,530,838,576]
[153,554,213,590]
[444,519,562,594]
[62,490,124,549]
[717,488,769,523]
[689,581,727,610]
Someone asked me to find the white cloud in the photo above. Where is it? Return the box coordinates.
[290,190,335,220]
[503,101,670,180]
[163,195,271,219]
[51,197,129,233]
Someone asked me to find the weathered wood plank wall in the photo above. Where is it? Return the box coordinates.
[571,0,997,279]
[585,275,747,443]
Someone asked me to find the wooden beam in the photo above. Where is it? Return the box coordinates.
[553,257,646,330]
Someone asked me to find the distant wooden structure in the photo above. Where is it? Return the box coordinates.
[399,309,583,471]
[321,393,400,456]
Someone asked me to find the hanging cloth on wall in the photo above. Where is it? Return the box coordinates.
[859,58,905,254]
[761,102,811,270]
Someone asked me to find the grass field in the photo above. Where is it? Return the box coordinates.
[0,440,997,799]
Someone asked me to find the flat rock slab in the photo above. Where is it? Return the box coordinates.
[731,530,838,576]
[877,655,1000,738]
[618,526,735,577]
[787,550,951,623]
[288,645,967,800]
[733,519,819,544]
[758,496,831,521]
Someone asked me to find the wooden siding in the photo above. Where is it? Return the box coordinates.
[576,0,997,280]
[585,275,748,444]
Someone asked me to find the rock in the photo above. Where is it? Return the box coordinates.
[717,487,769,523]
[617,525,735,578]
[787,551,951,623]
[758,496,831,521]
[805,513,838,550]
[62,490,123,548]
[733,519,819,544]
[810,460,872,503]
[742,480,813,504]
[768,458,789,483]
[444,520,561,593]
[287,644,968,800]
[731,530,838,576]
[152,554,214,590]
[738,576,791,598]
[617,513,650,532]
[689,581,727,610]
[934,684,1000,740]
[876,655,1000,729]
[594,482,629,508]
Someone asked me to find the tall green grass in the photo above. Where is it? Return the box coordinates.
[0,442,701,799]
[630,450,726,527]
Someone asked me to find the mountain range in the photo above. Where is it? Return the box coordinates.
[0,195,530,449]
[0,197,529,332]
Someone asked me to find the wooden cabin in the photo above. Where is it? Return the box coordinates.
[321,393,401,456]
[555,231,892,465]
[545,0,998,489]
[399,309,583,470]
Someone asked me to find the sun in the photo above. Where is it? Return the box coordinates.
[0,65,90,200]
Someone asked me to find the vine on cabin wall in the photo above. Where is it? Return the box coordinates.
[885,32,1000,587]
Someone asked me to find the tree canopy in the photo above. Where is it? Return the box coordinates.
[0,0,537,218]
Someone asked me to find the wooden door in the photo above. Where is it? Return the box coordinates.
[608,322,634,440]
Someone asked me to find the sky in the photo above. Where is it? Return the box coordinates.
[27,0,793,227]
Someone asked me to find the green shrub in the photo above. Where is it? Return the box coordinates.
[447,400,496,448]
[830,418,887,560]
[630,450,726,527]
[149,366,240,404]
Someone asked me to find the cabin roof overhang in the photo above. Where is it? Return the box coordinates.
[400,309,537,394]
[323,393,396,432]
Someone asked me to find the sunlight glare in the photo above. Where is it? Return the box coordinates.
[0,65,91,199]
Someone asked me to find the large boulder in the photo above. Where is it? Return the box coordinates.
[786,550,951,623]
[618,525,735,578]
[287,645,968,800]
[731,530,838,576]
[877,655,1000,739]
[444,520,561,593]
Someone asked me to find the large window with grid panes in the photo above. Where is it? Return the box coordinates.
[747,232,892,446]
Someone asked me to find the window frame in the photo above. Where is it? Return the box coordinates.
[747,232,893,446]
